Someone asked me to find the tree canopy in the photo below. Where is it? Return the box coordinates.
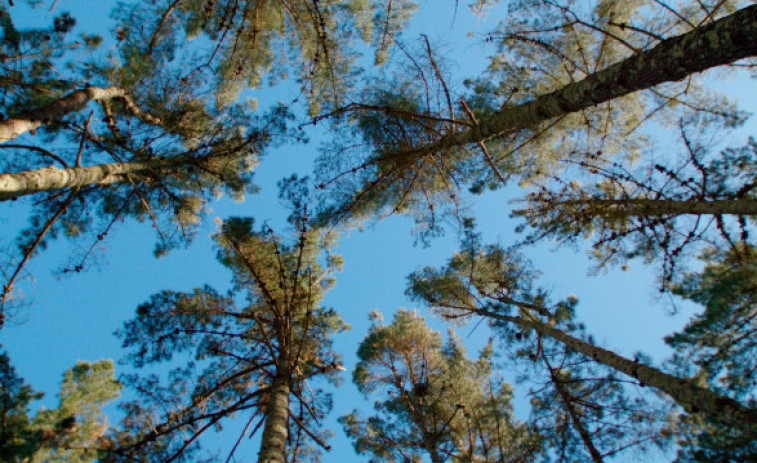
[2,0,757,461]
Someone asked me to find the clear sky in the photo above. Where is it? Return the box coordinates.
[2,0,754,462]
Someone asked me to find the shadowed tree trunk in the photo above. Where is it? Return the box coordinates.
[0,86,159,143]
[475,304,757,429]
[558,198,757,217]
[543,353,605,463]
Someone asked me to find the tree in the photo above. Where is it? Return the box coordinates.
[406,243,757,430]
[0,0,421,325]
[341,309,541,462]
[0,2,281,325]
[405,237,671,461]
[0,347,122,462]
[659,244,757,461]
[110,0,421,113]
[316,3,757,232]
[107,210,348,462]
[513,121,757,283]
[525,332,671,462]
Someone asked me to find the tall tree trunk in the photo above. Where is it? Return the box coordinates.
[418,5,757,153]
[475,307,757,429]
[0,86,152,143]
[0,158,184,201]
[566,198,757,217]
[258,374,290,463]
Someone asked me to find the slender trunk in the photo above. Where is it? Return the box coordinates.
[0,86,132,143]
[476,308,757,429]
[422,5,757,153]
[258,374,290,463]
[543,354,604,463]
[569,198,757,217]
[427,442,444,463]
[0,158,183,201]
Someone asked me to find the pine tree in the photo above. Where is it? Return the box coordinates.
[661,244,757,461]
[0,348,122,462]
[513,123,757,283]
[341,309,541,462]
[316,3,757,233]
[407,243,757,431]
[0,2,281,325]
[108,206,348,462]
[526,334,671,462]
[0,0,420,324]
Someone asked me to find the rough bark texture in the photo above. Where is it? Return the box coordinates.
[478,309,757,429]
[0,87,125,143]
[427,5,757,152]
[258,374,290,463]
[571,198,757,217]
[0,158,180,201]
[0,86,160,143]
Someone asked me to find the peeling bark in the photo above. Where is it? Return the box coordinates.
[476,308,757,429]
[258,373,290,463]
[423,5,757,153]
[0,86,160,143]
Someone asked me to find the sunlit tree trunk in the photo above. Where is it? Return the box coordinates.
[0,86,157,143]
[429,5,757,151]
[476,307,757,429]
[0,158,182,201]
[258,373,290,463]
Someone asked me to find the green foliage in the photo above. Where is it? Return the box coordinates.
[512,124,757,284]
[668,244,757,397]
[342,309,541,462]
[0,348,121,462]
[112,212,348,461]
[665,244,757,461]
[408,243,673,460]
[112,0,419,113]
[315,0,746,240]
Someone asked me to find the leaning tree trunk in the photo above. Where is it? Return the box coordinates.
[0,86,159,143]
[258,373,291,463]
[567,198,757,217]
[476,308,757,429]
[0,158,186,201]
[410,5,757,154]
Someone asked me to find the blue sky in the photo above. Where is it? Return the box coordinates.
[2,0,754,461]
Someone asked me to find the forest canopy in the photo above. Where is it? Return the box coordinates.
[1,0,756,461]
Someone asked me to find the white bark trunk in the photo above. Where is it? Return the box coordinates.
[0,158,179,200]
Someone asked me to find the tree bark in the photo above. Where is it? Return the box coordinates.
[566,198,757,217]
[257,374,290,463]
[420,5,757,153]
[476,308,757,429]
[0,86,159,143]
[0,158,184,201]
